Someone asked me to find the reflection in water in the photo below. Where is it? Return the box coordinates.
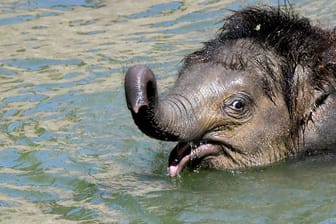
[0,0,336,223]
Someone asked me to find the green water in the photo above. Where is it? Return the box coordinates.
[0,0,335,223]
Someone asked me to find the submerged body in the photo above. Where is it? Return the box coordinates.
[124,6,336,177]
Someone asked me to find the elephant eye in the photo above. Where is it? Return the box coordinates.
[230,99,245,111]
[222,93,253,120]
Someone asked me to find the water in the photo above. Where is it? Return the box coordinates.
[0,0,335,223]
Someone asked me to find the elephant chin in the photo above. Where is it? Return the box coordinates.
[168,141,221,177]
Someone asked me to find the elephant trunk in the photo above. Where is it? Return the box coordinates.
[124,65,181,141]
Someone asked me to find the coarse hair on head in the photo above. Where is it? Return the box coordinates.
[181,5,336,149]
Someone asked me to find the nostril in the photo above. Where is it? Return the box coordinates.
[146,80,156,103]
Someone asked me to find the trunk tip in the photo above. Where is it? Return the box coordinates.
[124,64,156,114]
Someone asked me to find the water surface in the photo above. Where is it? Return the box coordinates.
[0,0,335,223]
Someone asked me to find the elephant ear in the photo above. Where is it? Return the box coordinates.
[325,61,336,73]
[290,65,314,130]
[291,63,336,136]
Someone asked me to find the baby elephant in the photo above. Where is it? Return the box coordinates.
[124,6,336,177]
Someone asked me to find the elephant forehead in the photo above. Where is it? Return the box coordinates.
[174,63,260,94]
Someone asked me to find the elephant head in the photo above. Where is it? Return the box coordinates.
[124,6,336,176]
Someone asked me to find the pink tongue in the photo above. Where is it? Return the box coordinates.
[168,154,191,177]
[168,144,216,177]
[168,142,191,177]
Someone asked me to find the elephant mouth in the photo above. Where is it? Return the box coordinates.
[168,140,220,177]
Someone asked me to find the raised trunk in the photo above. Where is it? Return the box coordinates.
[124,65,182,141]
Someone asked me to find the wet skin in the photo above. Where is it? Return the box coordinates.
[124,6,336,177]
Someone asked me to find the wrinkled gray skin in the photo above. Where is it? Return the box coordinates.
[125,8,336,177]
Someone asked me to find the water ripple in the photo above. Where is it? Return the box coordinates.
[0,58,84,71]
[0,0,335,223]
[128,1,183,19]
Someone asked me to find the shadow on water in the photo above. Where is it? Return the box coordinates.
[0,0,336,223]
